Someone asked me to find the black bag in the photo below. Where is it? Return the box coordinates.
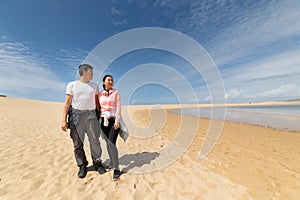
[67,105,76,130]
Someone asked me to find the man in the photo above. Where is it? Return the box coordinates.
[61,64,106,178]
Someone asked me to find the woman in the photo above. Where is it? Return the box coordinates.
[98,74,121,181]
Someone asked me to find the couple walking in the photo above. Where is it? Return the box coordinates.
[61,64,124,181]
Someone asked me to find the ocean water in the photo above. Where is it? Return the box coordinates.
[171,105,300,131]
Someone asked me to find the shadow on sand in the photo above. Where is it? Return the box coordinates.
[103,151,160,173]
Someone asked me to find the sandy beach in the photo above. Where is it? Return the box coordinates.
[0,97,299,199]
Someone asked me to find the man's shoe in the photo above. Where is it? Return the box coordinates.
[104,164,113,171]
[95,163,106,175]
[113,169,121,181]
[77,166,87,178]
[107,165,113,171]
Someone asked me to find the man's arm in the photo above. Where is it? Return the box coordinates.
[95,94,101,120]
[61,94,72,132]
[95,94,100,113]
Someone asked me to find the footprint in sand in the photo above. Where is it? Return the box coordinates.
[21,173,32,180]
[84,177,94,185]
[26,180,44,191]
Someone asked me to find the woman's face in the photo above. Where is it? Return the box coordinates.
[103,76,114,90]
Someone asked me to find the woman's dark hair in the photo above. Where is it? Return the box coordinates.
[102,74,113,90]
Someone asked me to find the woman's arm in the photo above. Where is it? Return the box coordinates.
[114,90,121,128]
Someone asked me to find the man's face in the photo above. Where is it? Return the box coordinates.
[84,68,93,80]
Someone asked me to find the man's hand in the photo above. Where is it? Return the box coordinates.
[61,94,72,132]
[61,120,68,132]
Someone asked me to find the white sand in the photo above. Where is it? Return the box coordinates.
[0,97,299,199]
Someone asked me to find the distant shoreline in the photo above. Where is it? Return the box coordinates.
[1,96,300,107]
[122,100,300,110]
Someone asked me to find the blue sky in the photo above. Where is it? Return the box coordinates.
[0,0,300,104]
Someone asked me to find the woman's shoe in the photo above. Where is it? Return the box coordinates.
[113,169,121,181]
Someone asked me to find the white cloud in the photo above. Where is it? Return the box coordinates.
[221,48,300,102]
[0,41,80,100]
[211,1,300,65]
[222,48,300,82]
[203,95,211,102]
[112,19,128,26]
[111,4,128,26]
[56,48,89,74]
[1,35,9,40]
[254,84,299,99]
[225,89,249,100]
[158,0,300,67]
[111,6,122,15]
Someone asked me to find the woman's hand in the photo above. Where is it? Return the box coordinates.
[114,122,119,130]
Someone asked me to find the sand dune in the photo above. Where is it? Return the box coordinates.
[0,98,299,199]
